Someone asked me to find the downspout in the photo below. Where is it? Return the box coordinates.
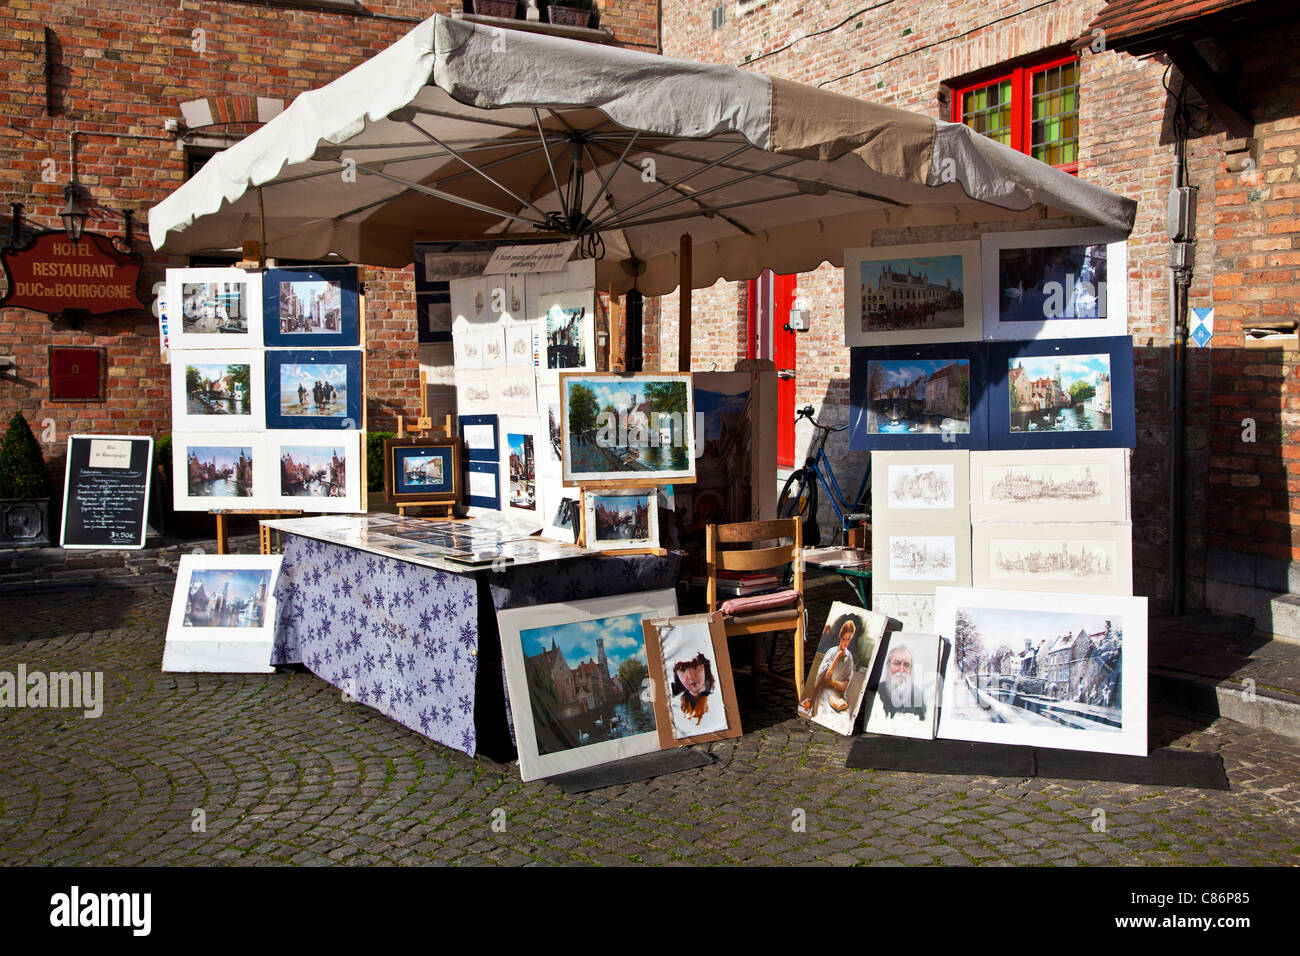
[1169,113,1196,616]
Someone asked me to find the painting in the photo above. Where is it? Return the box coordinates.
[456,370,496,415]
[165,267,263,350]
[480,328,506,369]
[497,589,679,781]
[543,290,596,374]
[981,228,1128,340]
[383,437,459,505]
[499,419,540,518]
[849,343,987,450]
[972,522,1134,595]
[642,612,742,747]
[560,372,696,485]
[583,487,658,552]
[541,476,580,543]
[870,450,970,524]
[871,521,972,594]
[843,242,981,346]
[263,349,362,430]
[497,370,538,417]
[537,384,563,475]
[262,265,360,348]
[170,349,265,432]
[797,601,889,736]
[270,432,361,512]
[506,323,536,367]
[458,413,499,463]
[934,586,1148,756]
[163,554,282,673]
[987,336,1135,449]
[863,632,943,740]
[465,460,500,511]
[969,449,1129,524]
[453,330,484,369]
[172,433,265,511]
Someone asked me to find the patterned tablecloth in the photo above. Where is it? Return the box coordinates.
[272,533,681,757]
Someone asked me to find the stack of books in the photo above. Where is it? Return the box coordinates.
[688,570,785,597]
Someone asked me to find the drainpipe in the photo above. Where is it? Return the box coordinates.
[1168,141,1197,616]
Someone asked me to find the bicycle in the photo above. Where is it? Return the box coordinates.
[776,405,871,548]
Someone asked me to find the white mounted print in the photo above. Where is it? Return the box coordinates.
[973,522,1133,595]
[872,521,971,595]
[170,349,266,432]
[844,242,981,347]
[165,267,263,350]
[163,553,282,673]
[871,450,970,524]
[970,449,1129,523]
[267,431,363,513]
[172,433,267,511]
[935,586,1148,756]
[863,631,943,740]
[981,228,1128,340]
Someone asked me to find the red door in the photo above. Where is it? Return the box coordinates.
[748,271,799,468]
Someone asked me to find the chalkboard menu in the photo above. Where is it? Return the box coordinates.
[60,435,153,549]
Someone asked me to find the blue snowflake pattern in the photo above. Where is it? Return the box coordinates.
[403,587,415,609]
[430,602,442,623]
[453,647,460,665]
[341,579,352,599]
[418,579,431,597]
[395,655,407,675]
[363,652,375,670]
[350,629,363,650]
[361,592,372,609]
[458,620,475,650]
[419,610,432,631]
[358,613,369,632]
[393,562,406,579]
[404,688,415,707]
[443,598,456,620]
[323,647,333,664]
[415,679,428,697]
[373,587,384,607]
[353,571,364,588]
[459,694,472,715]
[431,669,445,693]
[328,602,337,619]
[418,708,433,732]
[434,573,448,591]
[372,680,384,701]
[332,582,341,599]
[441,705,453,725]
[366,558,376,576]
[461,728,474,752]
[311,567,323,587]
[461,590,475,609]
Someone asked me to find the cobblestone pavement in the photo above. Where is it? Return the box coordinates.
[2,581,1299,867]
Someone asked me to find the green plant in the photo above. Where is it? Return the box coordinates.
[367,431,396,493]
[0,413,53,499]
[154,433,172,473]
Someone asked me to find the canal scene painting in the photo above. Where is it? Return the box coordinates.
[278,363,348,417]
[519,611,657,757]
[183,568,272,628]
[1007,353,1111,433]
[585,490,656,551]
[864,358,971,435]
[184,361,252,417]
[561,374,695,483]
[181,280,249,334]
[997,241,1108,322]
[280,445,347,499]
[186,444,254,498]
[935,588,1147,756]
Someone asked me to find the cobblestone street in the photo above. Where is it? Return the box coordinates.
[2,577,1299,867]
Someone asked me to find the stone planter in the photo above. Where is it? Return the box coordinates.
[0,498,52,547]
[547,5,593,27]
[473,0,519,18]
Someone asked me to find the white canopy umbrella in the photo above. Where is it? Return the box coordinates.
[150,14,1135,297]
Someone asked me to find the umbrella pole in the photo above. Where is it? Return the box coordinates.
[679,233,692,371]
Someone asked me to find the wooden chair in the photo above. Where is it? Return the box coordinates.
[705,517,806,701]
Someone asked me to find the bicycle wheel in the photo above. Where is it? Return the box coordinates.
[777,469,821,548]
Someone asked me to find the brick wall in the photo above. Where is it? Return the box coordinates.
[659,0,1300,611]
[0,0,657,492]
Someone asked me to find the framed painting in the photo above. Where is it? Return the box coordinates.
[863,631,943,740]
[268,432,362,512]
[497,589,679,781]
[417,297,453,345]
[969,448,1130,524]
[849,343,987,451]
[871,520,972,595]
[871,450,970,525]
[540,289,596,379]
[465,459,500,511]
[981,228,1128,340]
[560,372,696,485]
[987,335,1136,449]
[382,437,459,506]
[262,265,360,347]
[165,267,262,350]
[172,433,267,511]
[170,349,265,433]
[972,521,1134,595]
[264,349,362,430]
[796,601,889,736]
[642,612,742,748]
[162,554,282,673]
[934,586,1148,756]
[499,419,540,519]
[582,486,659,552]
[843,241,981,347]
[458,413,499,463]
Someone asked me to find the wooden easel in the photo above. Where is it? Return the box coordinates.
[394,371,457,518]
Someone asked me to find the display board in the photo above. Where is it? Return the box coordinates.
[59,434,154,549]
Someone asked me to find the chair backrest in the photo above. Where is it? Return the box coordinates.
[705,517,803,611]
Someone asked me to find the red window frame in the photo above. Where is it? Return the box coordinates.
[950,52,1079,174]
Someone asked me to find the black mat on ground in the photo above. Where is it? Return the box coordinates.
[544,749,715,793]
[846,738,1229,790]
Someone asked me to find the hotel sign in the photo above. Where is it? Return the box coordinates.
[1,232,145,316]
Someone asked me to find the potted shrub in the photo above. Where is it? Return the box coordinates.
[0,412,54,547]
[472,0,519,18]
[547,0,595,28]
